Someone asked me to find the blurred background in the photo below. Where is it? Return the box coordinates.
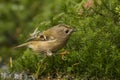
[0,0,120,79]
[0,0,69,66]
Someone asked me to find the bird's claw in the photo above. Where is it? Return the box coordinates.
[59,50,69,60]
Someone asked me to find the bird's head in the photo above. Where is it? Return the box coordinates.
[50,24,76,41]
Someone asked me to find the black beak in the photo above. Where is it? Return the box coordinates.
[72,28,77,32]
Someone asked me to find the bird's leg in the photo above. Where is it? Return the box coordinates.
[59,50,69,60]
[46,50,53,56]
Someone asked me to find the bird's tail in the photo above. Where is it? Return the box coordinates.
[13,42,29,49]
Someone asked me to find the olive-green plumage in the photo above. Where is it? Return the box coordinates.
[15,24,75,56]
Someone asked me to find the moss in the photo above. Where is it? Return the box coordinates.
[0,0,120,79]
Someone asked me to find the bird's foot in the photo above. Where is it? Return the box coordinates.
[46,50,53,56]
[59,50,69,60]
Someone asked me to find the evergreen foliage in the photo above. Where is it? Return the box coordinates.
[0,0,120,79]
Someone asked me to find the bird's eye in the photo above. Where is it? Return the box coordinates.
[65,29,69,33]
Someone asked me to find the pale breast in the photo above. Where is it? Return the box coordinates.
[28,39,67,53]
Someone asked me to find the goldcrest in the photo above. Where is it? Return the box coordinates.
[14,24,76,56]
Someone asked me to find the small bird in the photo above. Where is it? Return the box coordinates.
[14,24,76,56]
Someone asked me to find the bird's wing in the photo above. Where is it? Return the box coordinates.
[13,42,30,49]
[14,27,56,49]
[26,35,55,42]
[26,27,47,42]
[26,32,46,42]
[26,30,56,42]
